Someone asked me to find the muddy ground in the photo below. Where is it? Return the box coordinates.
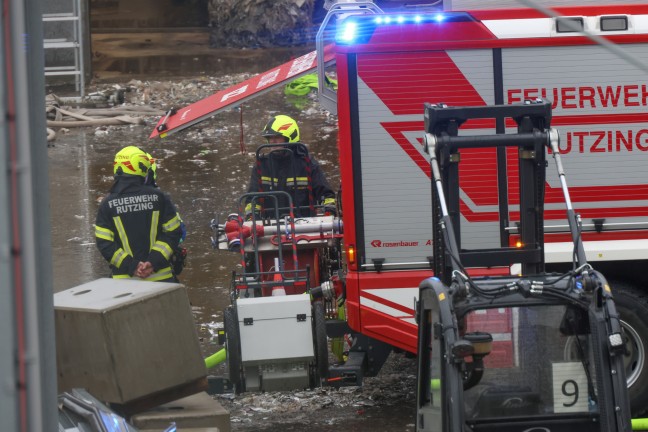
[218,354,417,432]
[47,50,418,430]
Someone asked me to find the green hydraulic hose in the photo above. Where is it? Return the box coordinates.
[633,418,648,430]
[204,348,226,369]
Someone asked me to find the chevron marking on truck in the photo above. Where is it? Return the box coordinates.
[360,288,418,324]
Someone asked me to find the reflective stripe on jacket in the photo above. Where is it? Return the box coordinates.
[247,144,335,217]
[95,175,182,281]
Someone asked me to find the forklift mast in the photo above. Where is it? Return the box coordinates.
[427,99,569,280]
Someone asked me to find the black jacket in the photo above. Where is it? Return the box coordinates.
[246,144,335,217]
[95,175,182,281]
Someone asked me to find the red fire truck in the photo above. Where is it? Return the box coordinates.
[153,0,648,417]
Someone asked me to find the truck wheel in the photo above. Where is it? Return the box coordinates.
[313,301,329,382]
[224,306,244,393]
[610,280,648,416]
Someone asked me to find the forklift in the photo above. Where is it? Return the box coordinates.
[415,100,632,431]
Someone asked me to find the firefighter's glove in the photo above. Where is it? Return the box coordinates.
[244,203,262,221]
[322,197,337,217]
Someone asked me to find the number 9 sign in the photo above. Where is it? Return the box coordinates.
[552,362,589,413]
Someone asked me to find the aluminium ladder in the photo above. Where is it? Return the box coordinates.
[43,0,85,96]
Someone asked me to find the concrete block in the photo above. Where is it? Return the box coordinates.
[55,278,207,406]
[131,392,230,432]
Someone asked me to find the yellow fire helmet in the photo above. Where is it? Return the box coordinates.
[261,114,300,143]
[113,146,152,177]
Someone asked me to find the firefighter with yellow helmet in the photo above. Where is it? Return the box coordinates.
[95,146,182,282]
[245,114,337,218]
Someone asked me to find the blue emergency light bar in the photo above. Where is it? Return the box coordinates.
[335,11,475,44]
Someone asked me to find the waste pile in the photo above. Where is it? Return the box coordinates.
[44,72,334,143]
[207,0,319,48]
[217,354,417,430]
[45,73,254,142]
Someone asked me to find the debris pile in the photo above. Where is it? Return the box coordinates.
[45,74,254,141]
[44,72,331,143]
[208,0,318,48]
[217,353,417,430]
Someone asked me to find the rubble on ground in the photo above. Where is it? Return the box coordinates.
[217,353,417,430]
[46,73,252,119]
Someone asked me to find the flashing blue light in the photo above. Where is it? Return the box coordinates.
[336,12,472,44]
[341,21,357,42]
[369,13,451,26]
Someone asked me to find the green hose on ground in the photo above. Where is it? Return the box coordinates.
[204,348,226,369]
[633,418,648,430]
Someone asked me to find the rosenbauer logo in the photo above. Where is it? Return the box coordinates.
[371,239,427,247]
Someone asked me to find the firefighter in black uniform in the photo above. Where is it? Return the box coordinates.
[95,146,182,282]
[245,114,337,219]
